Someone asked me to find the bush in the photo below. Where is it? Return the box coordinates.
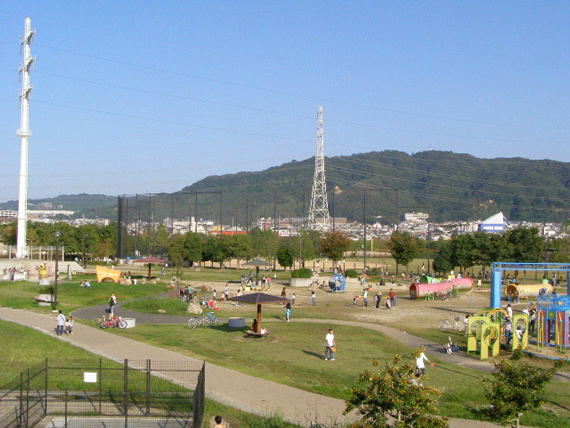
[344,269,358,278]
[290,268,312,279]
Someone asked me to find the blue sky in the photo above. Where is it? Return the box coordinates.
[1,2,569,201]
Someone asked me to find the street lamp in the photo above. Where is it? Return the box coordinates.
[54,231,60,309]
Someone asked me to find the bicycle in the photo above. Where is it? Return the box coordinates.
[100,316,128,329]
[438,315,463,331]
[188,311,219,329]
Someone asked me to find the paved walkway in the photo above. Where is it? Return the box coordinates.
[0,307,547,428]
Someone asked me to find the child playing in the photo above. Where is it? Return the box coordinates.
[65,316,73,335]
[213,415,225,428]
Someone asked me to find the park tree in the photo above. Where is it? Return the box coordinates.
[276,243,294,269]
[432,241,453,275]
[451,234,474,273]
[222,234,253,261]
[320,231,351,265]
[250,227,278,260]
[202,236,224,267]
[474,359,559,428]
[345,350,447,428]
[184,232,204,266]
[0,222,17,245]
[387,231,419,274]
[503,227,543,262]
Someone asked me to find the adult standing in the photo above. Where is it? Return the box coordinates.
[311,291,316,306]
[415,347,430,376]
[56,310,66,335]
[362,289,368,307]
[389,288,396,307]
[109,293,117,317]
[324,328,335,361]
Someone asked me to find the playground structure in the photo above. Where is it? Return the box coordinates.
[328,274,346,292]
[490,262,569,309]
[419,275,473,290]
[536,295,570,350]
[504,280,554,299]
[409,276,472,299]
[95,265,122,283]
[466,308,530,360]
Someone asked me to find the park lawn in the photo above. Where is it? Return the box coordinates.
[0,321,300,428]
[107,321,569,426]
[0,279,170,313]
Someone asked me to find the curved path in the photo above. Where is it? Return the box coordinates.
[1,305,558,428]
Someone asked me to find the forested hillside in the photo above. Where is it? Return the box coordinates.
[2,151,568,224]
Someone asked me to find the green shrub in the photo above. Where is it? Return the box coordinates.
[344,269,358,278]
[290,268,312,278]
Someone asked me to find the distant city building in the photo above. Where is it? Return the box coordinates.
[478,212,507,233]
[404,212,429,222]
[0,210,18,224]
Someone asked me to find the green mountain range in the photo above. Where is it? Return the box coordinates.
[2,151,569,225]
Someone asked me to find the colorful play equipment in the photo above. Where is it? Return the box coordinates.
[420,275,473,290]
[504,280,554,299]
[328,274,346,292]
[420,275,440,284]
[409,282,452,299]
[96,265,122,283]
[465,308,529,359]
[535,295,570,350]
[410,277,472,299]
[489,262,570,308]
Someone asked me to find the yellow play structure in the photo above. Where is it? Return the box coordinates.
[466,308,529,360]
[95,266,122,283]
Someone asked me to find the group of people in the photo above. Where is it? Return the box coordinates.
[55,310,74,335]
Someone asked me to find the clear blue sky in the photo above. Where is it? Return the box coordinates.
[1,2,569,202]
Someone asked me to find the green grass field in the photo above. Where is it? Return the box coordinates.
[1,264,568,427]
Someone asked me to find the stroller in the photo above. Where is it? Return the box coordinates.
[444,336,458,354]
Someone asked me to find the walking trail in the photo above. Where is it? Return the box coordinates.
[1,304,550,428]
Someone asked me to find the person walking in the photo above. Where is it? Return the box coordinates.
[311,291,316,306]
[414,347,430,376]
[56,310,66,335]
[284,302,291,322]
[324,328,335,361]
[362,289,368,307]
[389,288,396,307]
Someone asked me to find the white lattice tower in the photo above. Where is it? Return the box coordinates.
[16,17,34,259]
[308,105,330,231]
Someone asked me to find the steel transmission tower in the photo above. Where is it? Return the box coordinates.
[308,106,330,231]
[16,17,34,259]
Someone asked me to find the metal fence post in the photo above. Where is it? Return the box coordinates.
[19,372,23,428]
[26,368,30,428]
[146,359,151,417]
[124,359,129,428]
[44,358,48,419]
[98,359,102,415]
[64,389,68,428]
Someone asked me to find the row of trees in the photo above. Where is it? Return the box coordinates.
[387,226,570,275]
[1,221,568,272]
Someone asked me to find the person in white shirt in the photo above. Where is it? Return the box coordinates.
[324,329,335,361]
[415,348,430,376]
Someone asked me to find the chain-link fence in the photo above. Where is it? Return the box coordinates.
[0,358,205,428]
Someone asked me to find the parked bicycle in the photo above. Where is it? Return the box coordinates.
[438,315,463,331]
[98,316,127,329]
[188,311,220,329]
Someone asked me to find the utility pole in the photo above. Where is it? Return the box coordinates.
[308,106,330,231]
[16,17,34,259]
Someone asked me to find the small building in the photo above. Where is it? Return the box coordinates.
[478,212,507,233]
